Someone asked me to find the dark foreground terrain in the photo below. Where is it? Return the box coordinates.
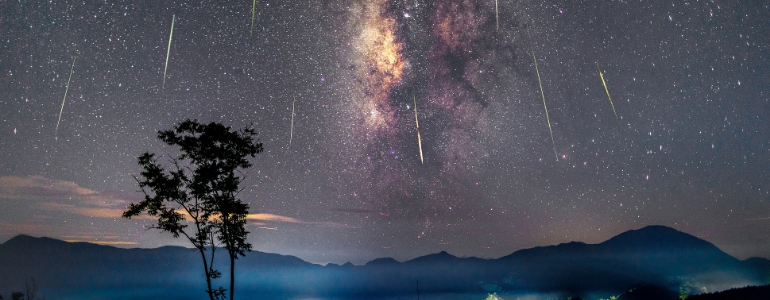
[1,226,769,299]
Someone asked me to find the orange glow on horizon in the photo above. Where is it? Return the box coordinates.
[64,239,138,246]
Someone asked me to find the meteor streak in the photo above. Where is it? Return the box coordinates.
[250,0,256,36]
[55,57,76,141]
[533,52,557,161]
[495,0,499,31]
[289,97,295,147]
[597,62,618,119]
[162,14,175,89]
[414,96,424,164]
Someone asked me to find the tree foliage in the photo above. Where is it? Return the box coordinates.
[123,119,262,300]
[7,277,45,300]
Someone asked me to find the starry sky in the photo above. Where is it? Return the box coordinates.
[1,0,769,265]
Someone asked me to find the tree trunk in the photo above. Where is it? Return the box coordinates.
[230,251,235,300]
[198,248,216,300]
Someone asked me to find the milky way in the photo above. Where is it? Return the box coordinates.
[328,0,534,227]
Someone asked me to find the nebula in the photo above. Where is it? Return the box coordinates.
[352,0,405,134]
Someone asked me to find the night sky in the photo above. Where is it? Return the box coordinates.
[1,0,769,265]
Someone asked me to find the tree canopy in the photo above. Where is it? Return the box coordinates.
[124,119,263,300]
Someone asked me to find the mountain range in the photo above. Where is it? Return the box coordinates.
[1,225,768,299]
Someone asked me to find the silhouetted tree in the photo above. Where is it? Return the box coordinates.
[22,278,44,300]
[9,278,45,300]
[124,119,262,300]
[124,150,223,299]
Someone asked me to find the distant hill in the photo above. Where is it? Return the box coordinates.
[493,226,765,296]
[1,226,768,300]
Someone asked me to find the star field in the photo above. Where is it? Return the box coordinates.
[1,0,769,265]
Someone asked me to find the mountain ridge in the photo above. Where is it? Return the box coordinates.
[2,226,769,300]
[4,226,765,265]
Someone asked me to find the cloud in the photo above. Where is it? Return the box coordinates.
[0,175,150,222]
[0,221,53,235]
[40,202,129,219]
[62,239,138,245]
[58,235,138,245]
[0,175,96,199]
[0,175,138,206]
[0,176,148,245]
[248,213,302,223]
[247,213,351,228]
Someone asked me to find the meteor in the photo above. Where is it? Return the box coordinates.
[162,14,175,89]
[532,52,557,161]
[414,96,424,164]
[55,57,76,141]
[250,0,257,36]
[289,97,295,147]
[597,62,618,119]
[495,0,499,31]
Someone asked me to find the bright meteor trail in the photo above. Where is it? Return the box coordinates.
[55,57,76,141]
[533,52,557,161]
[597,62,618,119]
[250,0,256,36]
[414,96,424,164]
[162,14,175,89]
